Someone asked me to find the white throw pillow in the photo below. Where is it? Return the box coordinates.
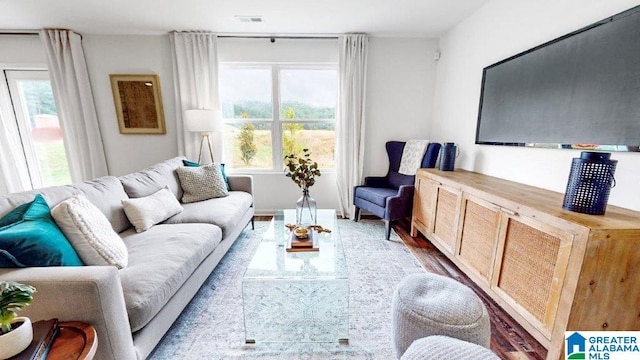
[122,186,183,233]
[51,194,128,269]
[176,163,229,204]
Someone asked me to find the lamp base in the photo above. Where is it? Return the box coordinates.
[198,133,215,164]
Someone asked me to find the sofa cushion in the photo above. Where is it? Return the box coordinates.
[163,191,252,237]
[0,194,83,267]
[122,186,183,233]
[355,186,399,207]
[73,176,132,233]
[119,157,185,199]
[176,163,229,203]
[0,186,79,219]
[51,194,128,269]
[119,223,222,331]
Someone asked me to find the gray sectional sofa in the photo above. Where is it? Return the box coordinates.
[0,157,254,360]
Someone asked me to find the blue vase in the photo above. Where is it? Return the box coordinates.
[439,142,458,171]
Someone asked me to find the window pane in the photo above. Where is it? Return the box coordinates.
[223,122,274,169]
[17,79,71,187]
[220,68,272,119]
[282,123,335,168]
[280,69,337,120]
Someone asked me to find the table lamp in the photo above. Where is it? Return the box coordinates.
[184,109,222,163]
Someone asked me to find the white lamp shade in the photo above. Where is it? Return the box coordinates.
[184,109,222,132]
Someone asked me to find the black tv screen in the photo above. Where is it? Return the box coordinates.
[476,5,640,152]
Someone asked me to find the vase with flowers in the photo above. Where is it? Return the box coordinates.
[284,148,321,225]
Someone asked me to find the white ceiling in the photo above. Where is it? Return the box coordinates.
[0,0,489,37]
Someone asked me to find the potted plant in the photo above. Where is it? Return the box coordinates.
[0,281,37,359]
[285,148,321,225]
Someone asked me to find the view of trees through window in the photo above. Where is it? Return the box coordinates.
[5,70,71,188]
[220,65,337,170]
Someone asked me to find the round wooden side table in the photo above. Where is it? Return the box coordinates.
[47,321,97,360]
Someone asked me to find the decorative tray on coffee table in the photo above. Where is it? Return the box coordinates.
[287,228,319,252]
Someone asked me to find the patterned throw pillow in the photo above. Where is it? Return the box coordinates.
[52,194,128,269]
[176,163,229,204]
[182,159,231,190]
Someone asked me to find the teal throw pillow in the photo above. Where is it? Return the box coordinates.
[0,194,84,267]
[182,159,230,191]
[182,159,200,167]
[0,201,32,227]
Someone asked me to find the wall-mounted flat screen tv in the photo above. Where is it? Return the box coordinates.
[476,5,640,152]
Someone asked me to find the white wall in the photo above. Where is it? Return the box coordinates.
[431,0,640,211]
[0,34,440,214]
[0,35,46,65]
[83,35,178,176]
[364,37,439,177]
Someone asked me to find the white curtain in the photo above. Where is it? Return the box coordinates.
[40,29,109,181]
[336,34,369,219]
[170,32,219,162]
[0,111,31,193]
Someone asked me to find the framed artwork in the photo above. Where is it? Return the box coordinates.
[110,74,166,134]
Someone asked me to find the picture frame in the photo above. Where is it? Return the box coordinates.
[109,74,166,134]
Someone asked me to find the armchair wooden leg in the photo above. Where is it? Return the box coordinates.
[251,216,255,230]
[384,220,391,240]
[354,207,361,222]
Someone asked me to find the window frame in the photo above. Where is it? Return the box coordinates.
[219,62,338,173]
[0,68,70,189]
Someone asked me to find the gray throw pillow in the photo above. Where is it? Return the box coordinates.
[176,163,229,203]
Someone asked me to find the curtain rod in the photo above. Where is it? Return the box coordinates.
[218,35,338,40]
[0,31,39,35]
[0,31,341,39]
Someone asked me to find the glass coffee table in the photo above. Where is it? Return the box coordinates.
[242,209,349,343]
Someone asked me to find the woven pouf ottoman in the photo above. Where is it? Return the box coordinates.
[391,273,490,358]
[401,335,499,360]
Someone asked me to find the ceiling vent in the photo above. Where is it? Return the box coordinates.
[236,16,263,23]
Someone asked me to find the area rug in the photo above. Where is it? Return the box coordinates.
[150,219,426,359]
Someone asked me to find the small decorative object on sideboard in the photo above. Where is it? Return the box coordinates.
[563,151,617,215]
[0,281,36,359]
[439,142,458,171]
[284,148,321,225]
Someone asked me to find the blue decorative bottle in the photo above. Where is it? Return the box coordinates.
[439,142,458,171]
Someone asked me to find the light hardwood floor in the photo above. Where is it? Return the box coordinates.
[393,218,547,360]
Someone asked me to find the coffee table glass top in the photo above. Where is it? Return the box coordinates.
[243,209,347,279]
[242,209,349,343]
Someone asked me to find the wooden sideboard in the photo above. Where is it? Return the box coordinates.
[411,168,640,360]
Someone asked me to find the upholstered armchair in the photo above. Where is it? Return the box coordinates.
[353,141,441,239]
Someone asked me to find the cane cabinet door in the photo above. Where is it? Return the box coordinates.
[491,213,574,338]
[456,194,501,287]
[430,184,462,254]
[411,176,438,237]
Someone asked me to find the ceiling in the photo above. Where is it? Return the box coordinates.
[0,0,489,37]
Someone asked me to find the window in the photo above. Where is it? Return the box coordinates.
[219,64,337,170]
[1,70,71,188]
